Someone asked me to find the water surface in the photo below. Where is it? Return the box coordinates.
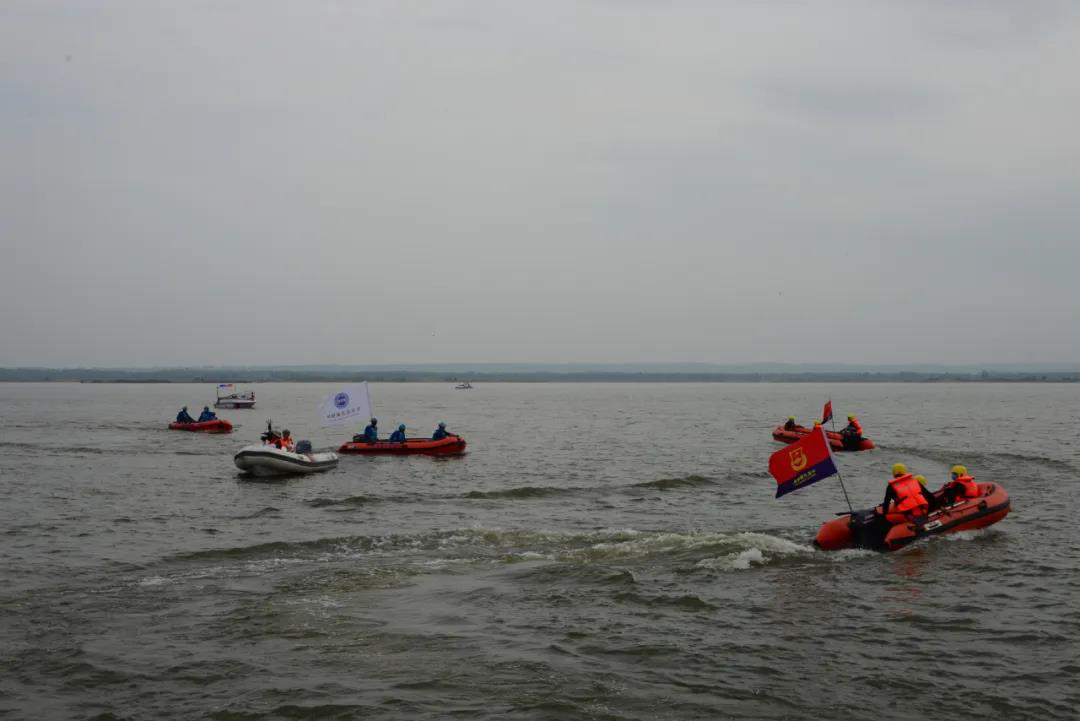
[1,382,1077,720]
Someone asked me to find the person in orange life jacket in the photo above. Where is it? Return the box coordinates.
[839,414,864,450]
[841,414,863,437]
[276,429,294,451]
[943,465,979,504]
[880,463,940,522]
[783,416,798,431]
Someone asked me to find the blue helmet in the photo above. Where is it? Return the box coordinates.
[398,424,406,431]
[370,417,377,424]
[438,422,446,428]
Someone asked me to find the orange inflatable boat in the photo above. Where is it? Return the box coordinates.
[338,435,466,456]
[815,482,1010,552]
[168,419,233,433]
[772,425,875,452]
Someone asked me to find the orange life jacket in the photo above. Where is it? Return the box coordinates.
[849,418,863,435]
[950,474,978,499]
[889,474,927,516]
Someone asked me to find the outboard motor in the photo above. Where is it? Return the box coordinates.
[848,509,890,550]
[295,440,313,454]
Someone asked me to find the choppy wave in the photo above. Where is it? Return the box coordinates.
[161,527,850,583]
[888,445,1078,474]
[631,474,716,490]
[462,485,585,499]
[304,495,377,508]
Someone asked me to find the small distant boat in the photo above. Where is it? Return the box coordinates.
[169,419,233,433]
[234,444,339,476]
[455,382,473,389]
[234,422,338,476]
[772,425,875,452]
[214,383,256,409]
[338,435,467,456]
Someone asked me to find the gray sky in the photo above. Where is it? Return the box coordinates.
[3,0,1079,367]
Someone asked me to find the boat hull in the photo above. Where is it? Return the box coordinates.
[815,482,1010,552]
[772,425,875,452]
[169,420,233,433]
[215,399,256,409]
[338,435,466,455]
[234,446,339,476]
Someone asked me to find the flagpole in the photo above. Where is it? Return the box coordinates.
[828,404,854,513]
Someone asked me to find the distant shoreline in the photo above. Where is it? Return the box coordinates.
[2,370,1078,383]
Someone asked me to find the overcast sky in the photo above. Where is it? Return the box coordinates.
[2,0,1079,367]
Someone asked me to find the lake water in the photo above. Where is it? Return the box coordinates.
[1,382,1077,720]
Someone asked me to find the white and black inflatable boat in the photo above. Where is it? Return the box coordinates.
[234,444,339,477]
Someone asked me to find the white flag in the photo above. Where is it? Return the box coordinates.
[317,382,372,427]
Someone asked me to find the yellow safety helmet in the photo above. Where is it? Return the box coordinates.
[847,414,855,420]
[915,475,927,486]
[891,462,907,476]
[951,464,968,477]
[788,416,796,420]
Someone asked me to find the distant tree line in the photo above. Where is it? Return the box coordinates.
[1,368,1078,383]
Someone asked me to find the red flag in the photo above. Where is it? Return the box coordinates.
[769,427,838,498]
[822,400,833,425]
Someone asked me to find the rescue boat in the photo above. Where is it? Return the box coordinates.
[814,482,1010,552]
[233,443,339,477]
[338,435,467,456]
[772,425,875,452]
[168,419,233,433]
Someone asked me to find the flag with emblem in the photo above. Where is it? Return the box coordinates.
[317,382,372,426]
[769,426,838,498]
[822,400,833,425]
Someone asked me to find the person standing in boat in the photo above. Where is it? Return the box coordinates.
[176,406,196,424]
[783,416,798,431]
[432,422,451,440]
[389,424,406,443]
[197,406,217,422]
[361,418,379,443]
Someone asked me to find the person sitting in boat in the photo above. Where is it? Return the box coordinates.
[880,463,940,522]
[783,416,798,431]
[942,465,979,504]
[176,406,196,424]
[432,422,451,440]
[197,406,217,422]
[389,424,406,443]
[276,429,294,451]
[362,418,378,443]
[839,414,864,449]
[841,414,863,437]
